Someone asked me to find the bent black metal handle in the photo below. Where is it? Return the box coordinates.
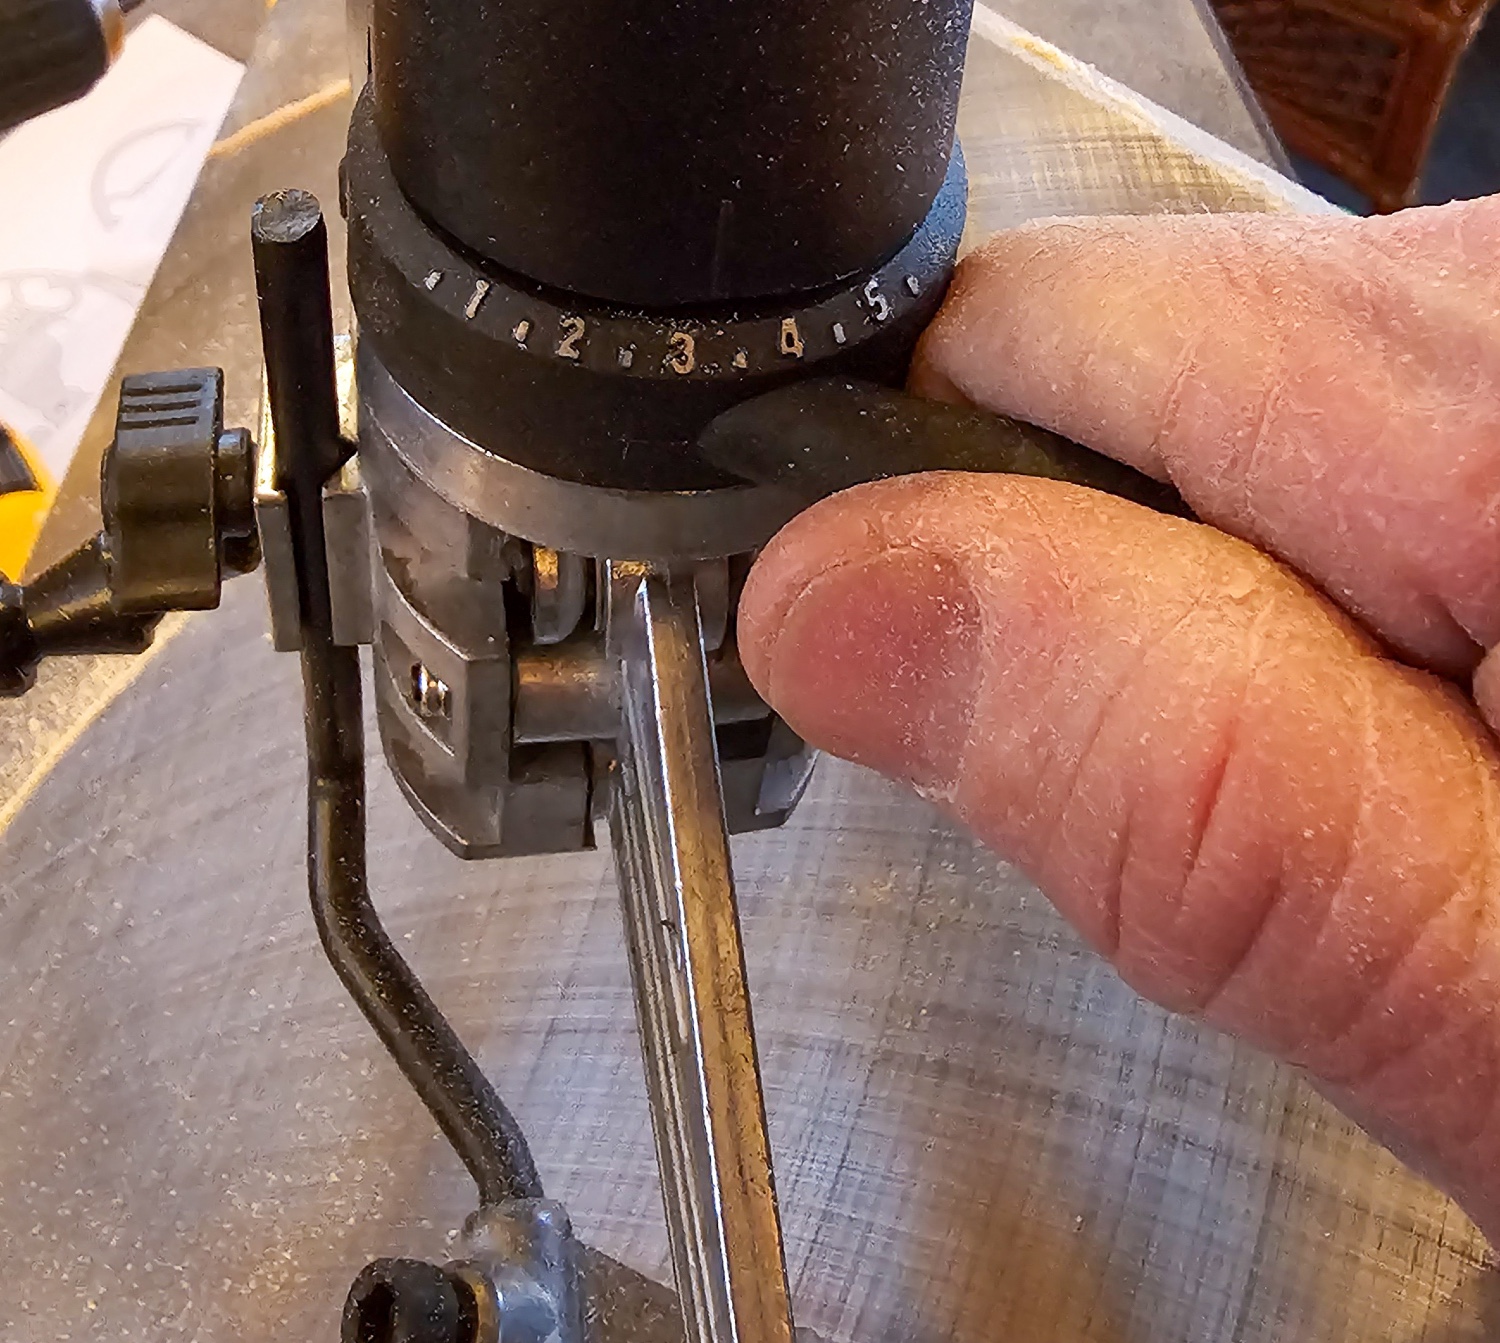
[251,188,541,1207]
[699,377,1193,518]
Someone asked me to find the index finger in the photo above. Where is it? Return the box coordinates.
[912,196,1500,678]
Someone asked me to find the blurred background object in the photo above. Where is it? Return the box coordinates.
[1207,0,1500,211]
[0,423,49,580]
[0,13,240,577]
[0,0,125,134]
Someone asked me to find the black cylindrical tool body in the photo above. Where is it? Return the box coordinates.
[370,0,975,307]
[350,0,974,504]
[349,0,973,855]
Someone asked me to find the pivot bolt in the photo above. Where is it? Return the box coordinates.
[410,663,451,720]
[343,1258,478,1343]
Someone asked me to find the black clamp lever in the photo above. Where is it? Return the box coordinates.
[0,367,258,696]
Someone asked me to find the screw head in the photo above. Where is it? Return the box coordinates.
[410,663,451,720]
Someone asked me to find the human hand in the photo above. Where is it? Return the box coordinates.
[738,195,1500,1239]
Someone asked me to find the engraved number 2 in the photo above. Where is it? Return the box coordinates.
[556,315,586,360]
[667,330,696,375]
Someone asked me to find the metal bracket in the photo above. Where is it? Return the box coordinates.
[254,337,374,651]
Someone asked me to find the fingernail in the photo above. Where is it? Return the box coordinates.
[1474,645,1500,737]
[907,350,971,405]
[762,547,982,791]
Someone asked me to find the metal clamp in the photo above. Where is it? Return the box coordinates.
[255,337,374,651]
[342,1199,694,1343]
[2,367,259,696]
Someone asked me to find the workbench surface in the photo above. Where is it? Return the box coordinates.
[1,3,1492,1341]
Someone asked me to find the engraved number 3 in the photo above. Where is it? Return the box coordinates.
[667,330,696,375]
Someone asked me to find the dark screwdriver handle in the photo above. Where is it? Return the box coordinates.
[0,0,122,134]
[699,377,1192,519]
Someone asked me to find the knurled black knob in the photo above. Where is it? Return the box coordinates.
[103,367,258,613]
[343,1258,479,1343]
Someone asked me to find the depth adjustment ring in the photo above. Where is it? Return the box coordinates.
[344,89,967,497]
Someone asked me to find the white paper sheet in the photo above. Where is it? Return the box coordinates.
[0,16,243,509]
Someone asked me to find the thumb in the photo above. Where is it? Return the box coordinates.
[741,473,1500,1238]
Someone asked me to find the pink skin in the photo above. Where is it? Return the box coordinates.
[739,196,1500,1240]
[910,197,1500,683]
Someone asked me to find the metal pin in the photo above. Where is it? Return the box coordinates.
[832,323,846,345]
[410,663,451,720]
[514,319,532,344]
[904,275,921,296]
[249,189,342,502]
[424,270,443,291]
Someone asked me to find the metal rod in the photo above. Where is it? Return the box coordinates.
[251,189,541,1208]
[513,640,770,747]
[608,565,795,1343]
[251,189,344,632]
